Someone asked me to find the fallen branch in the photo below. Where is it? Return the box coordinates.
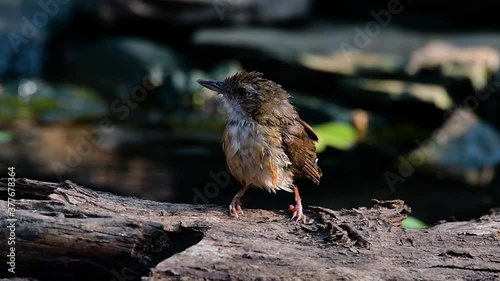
[0,178,498,281]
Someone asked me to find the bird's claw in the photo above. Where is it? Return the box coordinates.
[229,204,244,218]
[229,199,244,218]
[288,204,306,223]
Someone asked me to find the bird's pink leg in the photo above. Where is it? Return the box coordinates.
[288,185,306,223]
[229,185,249,218]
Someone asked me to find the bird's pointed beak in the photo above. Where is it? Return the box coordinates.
[197,78,228,95]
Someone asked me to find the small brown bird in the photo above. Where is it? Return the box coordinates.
[197,71,322,222]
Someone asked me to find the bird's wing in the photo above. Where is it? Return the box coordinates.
[282,118,322,185]
[299,118,318,141]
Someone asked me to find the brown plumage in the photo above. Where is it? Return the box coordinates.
[197,70,322,222]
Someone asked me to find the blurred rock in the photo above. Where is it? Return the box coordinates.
[192,24,424,66]
[59,37,188,122]
[300,52,404,76]
[406,41,499,90]
[408,109,500,186]
[75,0,310,27]
[340,78,452,110]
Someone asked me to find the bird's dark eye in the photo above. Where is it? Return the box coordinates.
[236,87,247,96]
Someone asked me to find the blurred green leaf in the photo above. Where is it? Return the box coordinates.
[313,122,357,152]
[0,131,13,143]
[401,216,426,229]
[0,81,107,125]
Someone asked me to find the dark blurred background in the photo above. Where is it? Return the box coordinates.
[1,0,499,225]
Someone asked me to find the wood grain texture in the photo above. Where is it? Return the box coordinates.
[0,178,498,281]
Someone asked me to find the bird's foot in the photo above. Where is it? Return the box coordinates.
[288,202,306,223]
[229,196,244,218]
[228,186,249,218]
[289,185,306,223]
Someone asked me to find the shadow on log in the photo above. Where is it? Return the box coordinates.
[0,178,499,281]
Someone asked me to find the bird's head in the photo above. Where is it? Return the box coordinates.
[197,70,290,117]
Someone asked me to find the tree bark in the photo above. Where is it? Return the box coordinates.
[0,178,498,281]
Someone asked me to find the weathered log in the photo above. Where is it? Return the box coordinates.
[0,178,498,281]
